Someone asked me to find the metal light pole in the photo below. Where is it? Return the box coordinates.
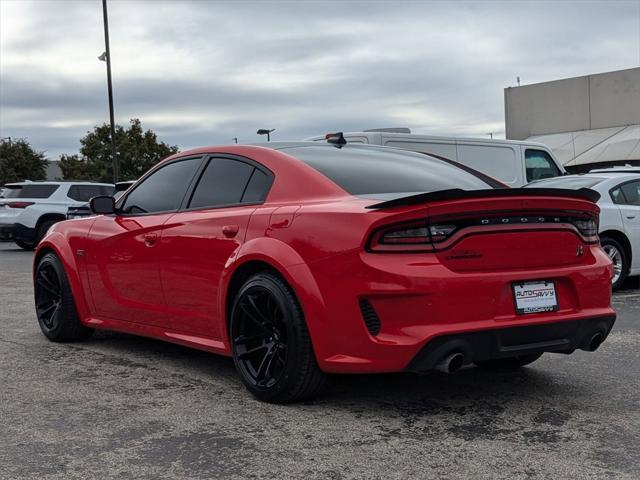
[100,0,118,183]
[257,128,275,142]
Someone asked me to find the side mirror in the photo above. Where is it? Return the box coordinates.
[90,196,116,214]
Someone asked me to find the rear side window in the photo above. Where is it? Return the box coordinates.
[610,187,625,204]
[525,149,561,182]
[189,158,271,209]
[615,181,640,206]
[121,158,201,214]
[3,184,59,199]
[242,169,272,203]
[67,185,115,202]
[281,145,492,198]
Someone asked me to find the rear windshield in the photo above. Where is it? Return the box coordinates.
[280,145,493,198]
[3,184,60,199]
[525,176,605,190]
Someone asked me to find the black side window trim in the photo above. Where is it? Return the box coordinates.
[609,179,640,205]
[181,154,275,212]
[117,156,205,216]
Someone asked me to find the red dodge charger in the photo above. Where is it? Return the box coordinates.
[33,141,615,402]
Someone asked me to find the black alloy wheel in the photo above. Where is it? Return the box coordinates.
[233,287,289,389]
[230,272,326,403]
[34,253,93,342]
[35,262,63,332]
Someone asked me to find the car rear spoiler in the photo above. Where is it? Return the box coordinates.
[365,188,601,210]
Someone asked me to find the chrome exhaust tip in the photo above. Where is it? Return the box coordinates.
[587,332,604,352]
[434,352,465,374]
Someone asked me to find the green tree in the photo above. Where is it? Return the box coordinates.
[59,119,179,182]
[0,138,49,185]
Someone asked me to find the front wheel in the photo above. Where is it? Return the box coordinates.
[475,353,543,371]
[230,272,326,403]
[600,236,628,290]
[34,252,93,342]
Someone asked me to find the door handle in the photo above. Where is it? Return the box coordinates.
[626,215,636,219]
[143,233,158,246]
[222,225,239,238]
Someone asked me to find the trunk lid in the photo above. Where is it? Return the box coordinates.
[367,189,600,272]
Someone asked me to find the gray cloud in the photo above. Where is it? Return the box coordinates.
[1,0,639,159]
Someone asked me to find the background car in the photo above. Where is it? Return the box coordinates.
[66,181,135,219]
[526,170,640,289]
[0,181,114,249]
[306,129,565,187]
[33,143,614,403]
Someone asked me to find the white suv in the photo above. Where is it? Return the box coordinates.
[0,181,114,249]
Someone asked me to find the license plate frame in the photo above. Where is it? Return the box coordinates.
[512,280,559,315]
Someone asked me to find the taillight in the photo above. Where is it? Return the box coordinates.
[369,221,457,252]
[7,202,34,209]
[368,211,599,252]
[570,216,599,242]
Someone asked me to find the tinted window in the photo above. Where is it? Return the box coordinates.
[68,185,115,202]
[620,181,640,205]
[189,158,257,208]
[525,149,561,182]
[242,169,272,203]
[3,184,59,199]
[524,176,605,190]
[610,187,625,204]
[281,145,492,198]
[121,158,200,214]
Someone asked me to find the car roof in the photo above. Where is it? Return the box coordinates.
[589,166,640,173]
[580,172,640,181]
[305,132,553,148]
[4,181,114,187]
[528,172,640,188]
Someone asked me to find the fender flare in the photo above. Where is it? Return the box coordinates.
[219,237,328,355]
[35,234,92,322]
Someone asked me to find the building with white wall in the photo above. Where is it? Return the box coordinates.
[504,68,640,171]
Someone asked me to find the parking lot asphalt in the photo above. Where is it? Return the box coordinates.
[0,242,639,480]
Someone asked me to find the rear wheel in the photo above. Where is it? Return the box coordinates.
[230,272,326,403]
[475,353,543,371]
[34,252,93,342]
[36,219,58,244]
[600,236,628,290]
[15,239,36,250]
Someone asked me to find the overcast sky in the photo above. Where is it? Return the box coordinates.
[1,0,639,159]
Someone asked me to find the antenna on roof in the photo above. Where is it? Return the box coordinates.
[325,132,347,147]
[517,76,521,87]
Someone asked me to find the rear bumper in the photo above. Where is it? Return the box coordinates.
[298,244,615,374]
[0,223,15,240]
[406,315,615,372]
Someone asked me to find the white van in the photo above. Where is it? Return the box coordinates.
[306,129,565,187]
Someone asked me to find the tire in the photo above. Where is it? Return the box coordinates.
[475,353,543,371]
[600,236,628,291]
[36,219,58,245]
[34,252,93,342]
[230,272,326,403]
[15,239,36,250]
